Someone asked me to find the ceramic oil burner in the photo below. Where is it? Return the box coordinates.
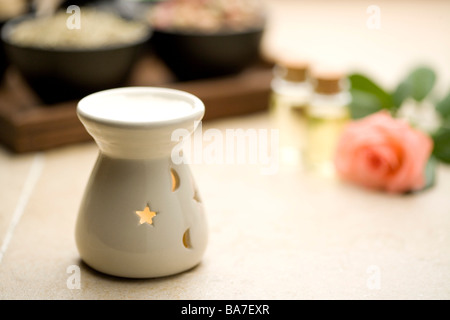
[76,87,207,278]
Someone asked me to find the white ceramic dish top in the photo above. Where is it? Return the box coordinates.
[77,87,205,127]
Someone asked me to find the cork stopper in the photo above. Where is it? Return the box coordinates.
[284,65,308,82]
[273,53,309,82]
[312,72,345,94]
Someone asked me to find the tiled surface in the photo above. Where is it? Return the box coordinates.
[0,149,36,247]
[1,113,450,299]
[1,0,450,300]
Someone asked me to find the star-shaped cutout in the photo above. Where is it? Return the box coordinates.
[135,205,157,226]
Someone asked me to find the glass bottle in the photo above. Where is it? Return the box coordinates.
[303,72,351,177]
[269,60,312,166]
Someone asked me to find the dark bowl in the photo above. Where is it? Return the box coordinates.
[1,14,151,104]
[151,27,264,81]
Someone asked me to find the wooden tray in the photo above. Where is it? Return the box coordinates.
[0,54,273,153]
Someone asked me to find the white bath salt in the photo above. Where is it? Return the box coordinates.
[80,91,195,124]
[8,8,148,49]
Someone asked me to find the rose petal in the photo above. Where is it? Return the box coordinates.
[385,128,433,193]
[334,110,434,194]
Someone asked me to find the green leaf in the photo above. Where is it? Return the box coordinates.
[409,67,436,101]
[392,80,411,109]
[436,90,450,119]
[432,125,450,163]
[393,67,436,106]
[349,74,393,109]
[423,155,437,190]
[349,89,383,119]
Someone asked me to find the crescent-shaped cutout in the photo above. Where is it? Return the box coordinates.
[170,168,180,192]
[183,228,192,249]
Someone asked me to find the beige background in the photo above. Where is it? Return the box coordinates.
[1,0,450,299]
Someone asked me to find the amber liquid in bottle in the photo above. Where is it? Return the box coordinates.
[303,73,350,177]
[269,62,311,166]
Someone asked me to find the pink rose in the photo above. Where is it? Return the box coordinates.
[334,111,433,193]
